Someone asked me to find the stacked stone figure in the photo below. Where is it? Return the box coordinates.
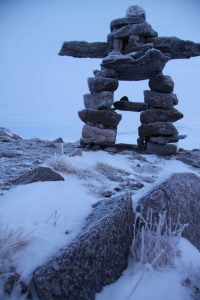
[59,4,200,154]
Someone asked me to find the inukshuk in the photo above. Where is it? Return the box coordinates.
[59,5,200,155]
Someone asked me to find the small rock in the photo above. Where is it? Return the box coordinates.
[120,96,129,102]
[92,144,102,151]
[52,138,64,143]
[101,191,113,198]
[4,273,20,295]
[81,125,117,146]
[0,151,23,158]
[139,122,178,137]
[148,135,186,145]
[126,5,146,19]
[103,146,118,153]
[114,101,148,112]
[145,142,177,156]
[12,167,64,185]
[140,108,183,123]
[68,148,82,157]
[93,69,117,79]
[88,77,118,93]
[144,90,178,108]
[84,91,114,109]
[149,74,174,93]
[78,109,122,128]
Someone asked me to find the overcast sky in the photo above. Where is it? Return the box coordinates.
[0,0,200,141]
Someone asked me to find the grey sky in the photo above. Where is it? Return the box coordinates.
[0,0,200,140]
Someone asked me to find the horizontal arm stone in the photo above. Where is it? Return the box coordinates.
[146,36,200,59]
[58,41,111,58]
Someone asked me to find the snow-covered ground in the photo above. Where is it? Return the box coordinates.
[0,147,200,299]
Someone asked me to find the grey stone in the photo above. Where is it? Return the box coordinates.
[84,92,114,109]
[81,125,117,146]
[107,23,157,42]
[68,148,82,157]
[93,69,117,79]
[11,167,64,185]
[78,109,122,128]
[145,142,177,155]
[148,36,200,59]
[58,38,200,60]
[110,16,145,31]
[88,77,118,93]
[144,90,178,108]
[148,134,187,145]
[114,101,148,112]
[140,108,183,123]
[0,127,22,142]
[102,49,170,81]
[103,146,118,153]
[33,193,134,300]
[123,42,154,54]
[0,151,22,158]
[137,173,200,250]
[126,5,146,19]
[138,122,178,137]
[59,41,111,58]
[176,149,200,168]
[149,74,174,93]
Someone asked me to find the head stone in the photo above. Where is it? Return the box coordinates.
[126,5,146,20]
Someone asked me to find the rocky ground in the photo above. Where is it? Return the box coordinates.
[1,131,200,196]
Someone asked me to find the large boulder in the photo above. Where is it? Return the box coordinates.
[140,108,183,123]
[137,173,200,250]
[78,109,122,128]
[11,167,64,185]
[81,125,117,146]
[138,122,178,137]
[84,92,114,110]
[33,193,134,300]
[144,90,178,108]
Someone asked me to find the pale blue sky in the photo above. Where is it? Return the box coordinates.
[0,0,200,140]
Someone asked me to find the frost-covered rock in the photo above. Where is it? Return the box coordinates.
[149,74,174,93]
[87,77,118,93]
[0,127,22,142]
[144,90,178,108]
[84,91,114,109]
[78,109,122,128]
[138,122,178,137]
[140,108,183,123]
[33,193,134,300]
[126,5,146,20]
[11,166,64,185]
[81,125,117,146]
[137,172,200,250]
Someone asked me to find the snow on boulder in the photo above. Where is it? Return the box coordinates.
[33,193,134,300]
[137,172,200,251]
[11,166,64,185]
[0,127,22,142]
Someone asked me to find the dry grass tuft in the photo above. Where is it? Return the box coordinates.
[46,154,77,174]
